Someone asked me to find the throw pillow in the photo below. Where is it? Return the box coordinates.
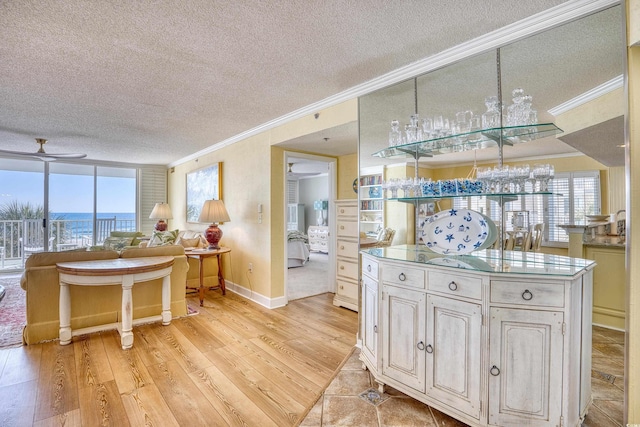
[103,236,134,251]
[177,236,201,248]
[148,229,179,247]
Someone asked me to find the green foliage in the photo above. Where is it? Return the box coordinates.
[0,200,44,220]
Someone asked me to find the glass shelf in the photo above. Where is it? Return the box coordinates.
[372,123,563,160]
[386,191,555,203]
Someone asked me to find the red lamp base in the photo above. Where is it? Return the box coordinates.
[205,223,223,249]
[155,220,167,231]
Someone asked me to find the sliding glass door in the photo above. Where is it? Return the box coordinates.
[0,159,138,270]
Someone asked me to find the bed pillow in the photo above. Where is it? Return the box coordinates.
[148,229,179,247]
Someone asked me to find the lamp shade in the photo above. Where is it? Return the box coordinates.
[198,200,230,249]
[149,203,173,231]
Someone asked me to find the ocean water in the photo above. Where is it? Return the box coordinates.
[50,212,136,234]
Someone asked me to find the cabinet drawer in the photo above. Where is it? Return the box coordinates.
[428,270,482,300]
[337,204,358,217]
[491,280,565,308]
[362,256,379,280]
[337,220,358,238]
[337,240,358,258]
[337,279,358,300]
[337,259,358,280]
[381,264,425,289]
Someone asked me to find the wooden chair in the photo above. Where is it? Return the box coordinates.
[531,223,545,252]
[521,230,533,252]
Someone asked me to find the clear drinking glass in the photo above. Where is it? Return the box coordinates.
[389,120,402,147]
[482,96,501,129]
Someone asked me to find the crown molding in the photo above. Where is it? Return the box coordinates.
[169,0,620,168]
[548,74,624,116]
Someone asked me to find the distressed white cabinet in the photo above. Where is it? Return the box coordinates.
[360,256,379,366]
[427,294,482,419]
[360,247,594,427]
[381,284,426,392]
[488,307,563,426]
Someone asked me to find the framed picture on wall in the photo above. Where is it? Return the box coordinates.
[186,162,222,223]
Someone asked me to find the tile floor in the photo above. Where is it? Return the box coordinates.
[299,325,625,427]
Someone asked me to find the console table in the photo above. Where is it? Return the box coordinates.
[56,256,174,349]
[184,247,231,306]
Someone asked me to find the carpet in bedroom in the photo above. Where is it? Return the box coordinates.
[288,252,330,301]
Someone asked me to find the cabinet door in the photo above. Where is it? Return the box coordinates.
[381,285,426,392]
[361,275,378,367]
[489,308,563,427]
[426,295,481,419]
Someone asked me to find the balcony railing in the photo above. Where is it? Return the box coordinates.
[0,218,136,270]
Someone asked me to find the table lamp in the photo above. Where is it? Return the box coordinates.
[149,202,173,231]
[198,199,230,249]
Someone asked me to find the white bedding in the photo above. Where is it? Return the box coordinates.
[288,240,310,268]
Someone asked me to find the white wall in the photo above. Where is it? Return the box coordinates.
[299,175,329,230]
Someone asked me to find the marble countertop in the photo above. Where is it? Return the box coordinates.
[583,240,626,249]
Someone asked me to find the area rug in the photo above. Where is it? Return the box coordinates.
[0,274,25,348]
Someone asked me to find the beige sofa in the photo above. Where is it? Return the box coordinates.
[20,245,189,345]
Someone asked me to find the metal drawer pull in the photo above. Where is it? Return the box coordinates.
[340,245,344,250]
[448,281,458,291]
[425,344,433,353]
[340,225,344,230]
[340,265,344,270]
[522,289,533,301]
[340,209,345,213]
[417,341,425,351]
[367,265,372,272]
[339,285,344,290]
[399,273,406,281]
[374,325,377,333]
[490,365,501,376]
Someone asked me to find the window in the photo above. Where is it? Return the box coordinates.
[453,170,600,247]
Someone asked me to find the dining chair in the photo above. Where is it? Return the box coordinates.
[531,223,545,252]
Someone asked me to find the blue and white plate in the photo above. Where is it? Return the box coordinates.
[421,208,491,255]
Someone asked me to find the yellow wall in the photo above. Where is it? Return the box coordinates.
[338,153,358,201]
[168,99,357,302]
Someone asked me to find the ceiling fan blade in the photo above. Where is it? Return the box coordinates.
[0,148,86,160]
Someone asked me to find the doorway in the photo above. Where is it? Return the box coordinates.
[284,152,337,302]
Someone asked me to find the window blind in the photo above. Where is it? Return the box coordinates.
[138,167,168,234]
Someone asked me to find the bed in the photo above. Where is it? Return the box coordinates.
[288,231,310,268]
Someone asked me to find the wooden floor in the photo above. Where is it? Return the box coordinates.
[0,292,358,426]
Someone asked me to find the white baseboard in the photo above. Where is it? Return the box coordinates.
[226,280,287,309]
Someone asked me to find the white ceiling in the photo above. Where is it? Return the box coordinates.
[0,0,592,166]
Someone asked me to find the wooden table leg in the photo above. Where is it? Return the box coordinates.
[198,256,205,306]
[217,253,226,295]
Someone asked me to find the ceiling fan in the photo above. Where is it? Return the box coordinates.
[287,162,319,177]
[0,138,87,161]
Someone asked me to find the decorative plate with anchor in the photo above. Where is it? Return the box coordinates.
[421,208,491,255]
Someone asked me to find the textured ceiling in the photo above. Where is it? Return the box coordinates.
[0,0,577,165]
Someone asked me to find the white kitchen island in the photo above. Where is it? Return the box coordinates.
[360,245,595,427]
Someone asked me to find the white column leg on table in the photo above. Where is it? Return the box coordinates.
[59,280,72,345]
[161,275,172,325]
[120,275,134,350]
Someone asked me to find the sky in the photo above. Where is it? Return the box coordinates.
[0,170,135,213]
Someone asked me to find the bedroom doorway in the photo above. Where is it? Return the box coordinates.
[284,152,336,302]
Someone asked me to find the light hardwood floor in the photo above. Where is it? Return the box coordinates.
[0,292,358,426]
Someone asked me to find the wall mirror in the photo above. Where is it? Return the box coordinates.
[358,4,624,246]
